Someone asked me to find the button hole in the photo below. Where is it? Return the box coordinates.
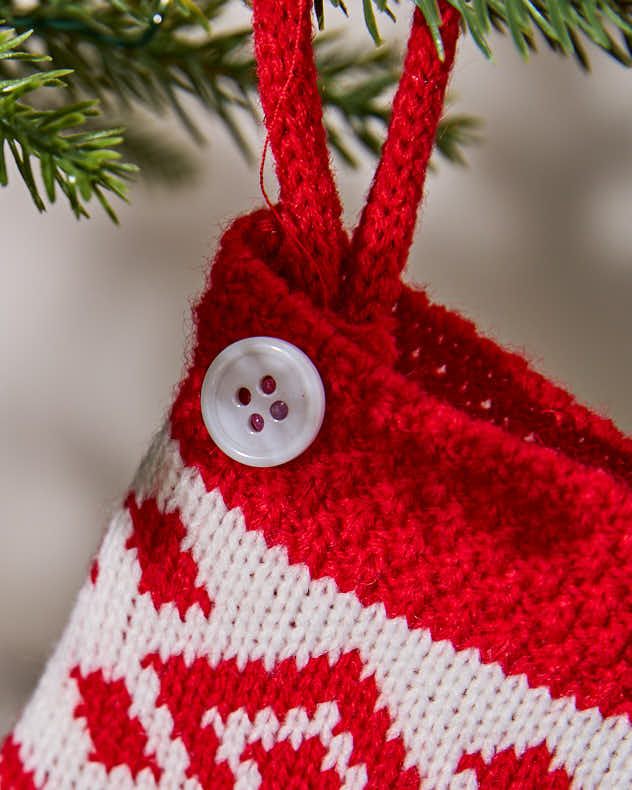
[260,375,276,395]
[270,400,288,421]
[250,413,264,432]
[236,387,251,406]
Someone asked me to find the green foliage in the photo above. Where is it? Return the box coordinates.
[355,0,632,65]
[0,25,136,219]
[110,122,200,185]
[435,112,484,164]
[0,0,256,149]
[2,0,406,156]
[4,0,623,221]
[0,0,477,217]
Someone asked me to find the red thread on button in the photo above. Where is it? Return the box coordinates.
[261,375,276,394]
[238,387,251,405]
[270,400,288,420]
[250,413,264,432]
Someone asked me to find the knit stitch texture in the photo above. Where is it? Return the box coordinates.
[2,1,632,788]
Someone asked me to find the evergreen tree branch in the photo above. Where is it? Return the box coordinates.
[434,112,484,164]
[0,0,257,146]
[355,0,632,65]
[110,121,200,185]
[0,25,137,220]
[0,2,477,176]
[0,0,623,221]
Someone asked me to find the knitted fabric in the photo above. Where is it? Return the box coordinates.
[2,2,632,789]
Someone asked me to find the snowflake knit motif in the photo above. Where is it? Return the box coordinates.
[2,0,632,788]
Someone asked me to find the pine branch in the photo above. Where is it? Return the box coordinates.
[0,0,623,222]
[0,2,477,172]
[0,0,257,148]
[112,123,200,185]
[435,112,484,163]
[355,0,632,66]
[0,25,136,220]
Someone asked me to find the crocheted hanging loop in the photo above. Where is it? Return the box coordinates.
[345,3,461,323]
[252,0,348,308]
[252,0,460,319]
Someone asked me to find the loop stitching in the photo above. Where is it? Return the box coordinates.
[253,0,347,306]
[345,4,461,322]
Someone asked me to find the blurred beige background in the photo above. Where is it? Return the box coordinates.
[1,9,632,738]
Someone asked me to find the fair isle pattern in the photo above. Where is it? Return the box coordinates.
[2,426,631,789]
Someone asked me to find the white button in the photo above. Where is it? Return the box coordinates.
[201,337,326,467]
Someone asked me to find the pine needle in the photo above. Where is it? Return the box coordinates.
[0,23,136,220]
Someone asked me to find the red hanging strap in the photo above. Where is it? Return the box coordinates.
[344,4,461,322]
[252,0,347,306]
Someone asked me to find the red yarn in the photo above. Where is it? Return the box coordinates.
[143,650,418,789]
[345,3,461,321]
[0,739,37,790]
[253,0,348,305]
[393,285,632,486]
[70,667,162,782]
[253,0,459,318]
[257,0,326,293]
[457,744,572,788]
[124,493,213,620]
[169,211,632,722]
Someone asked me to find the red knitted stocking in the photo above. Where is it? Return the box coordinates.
[2,1,632,789]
